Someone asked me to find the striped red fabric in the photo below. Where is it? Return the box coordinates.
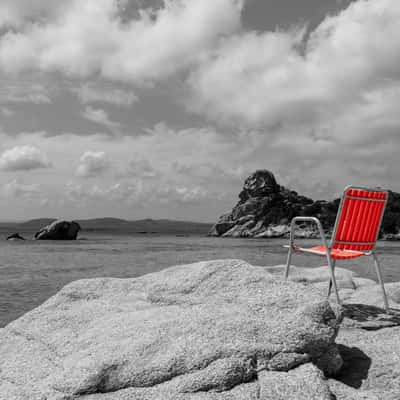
[332,188,387,251]
[294,245,365,259]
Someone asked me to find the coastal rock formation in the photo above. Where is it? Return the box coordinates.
[267,264,400,399]
[0,260,342,399]
[34,219,81,240]
[210,170,339,238]
[210,170,400,238]
[6,233,25,241]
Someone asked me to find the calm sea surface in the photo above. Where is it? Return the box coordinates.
[1,233,400,327]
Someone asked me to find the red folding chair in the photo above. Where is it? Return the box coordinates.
[284,186,390,312]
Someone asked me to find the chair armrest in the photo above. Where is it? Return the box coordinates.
[288,216,330,250]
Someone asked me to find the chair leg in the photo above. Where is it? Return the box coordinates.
[285,246,293,279]
[327,259,336,298]
[372,253,390,313]
[327,255,341,305]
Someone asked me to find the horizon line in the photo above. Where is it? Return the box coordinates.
[0,217,214,225]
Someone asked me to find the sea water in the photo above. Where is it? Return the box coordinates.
[1,234,400,327]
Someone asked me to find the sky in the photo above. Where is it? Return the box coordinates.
[0,0,399,222]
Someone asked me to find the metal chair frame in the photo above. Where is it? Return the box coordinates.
[284,185,390,312]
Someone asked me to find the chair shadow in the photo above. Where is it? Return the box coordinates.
[342,303,400,330]
[334,344,371,389]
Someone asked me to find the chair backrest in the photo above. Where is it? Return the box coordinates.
[331,186,388,252]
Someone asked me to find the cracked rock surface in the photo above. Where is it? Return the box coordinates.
[0,259,342,399]
[272,264,400,399]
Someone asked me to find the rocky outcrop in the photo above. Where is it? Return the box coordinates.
[6,233,25,241]
[382,232,400,241]
[210,170,339,238]
[267,264,400,399]
[210,170,400,238]
[34,220,81,240]
[0,259,343,399]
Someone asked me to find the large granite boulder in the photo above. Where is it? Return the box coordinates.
[34,220,81,240]
[0,260,343,400]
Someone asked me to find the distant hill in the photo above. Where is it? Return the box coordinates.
[0,218,213,237]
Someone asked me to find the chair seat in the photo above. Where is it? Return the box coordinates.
[284,245,366,260]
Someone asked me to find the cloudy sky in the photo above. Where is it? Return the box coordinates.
[0,0,398,222]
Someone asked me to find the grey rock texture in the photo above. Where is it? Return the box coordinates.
[209,170,338,238]
[271,264,400,399]
[34,219,81,240]
[332,285,400,400]
[0,260,342,400]
[209,170,400,238]
[259,363,332,400]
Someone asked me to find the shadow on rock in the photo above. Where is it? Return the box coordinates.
[343,303,400,330]
[334,344,371,389]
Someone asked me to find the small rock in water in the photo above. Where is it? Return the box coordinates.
[6,233,25,241]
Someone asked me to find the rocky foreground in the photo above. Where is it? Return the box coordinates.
[277,265,400,399]
[0,260,399,399]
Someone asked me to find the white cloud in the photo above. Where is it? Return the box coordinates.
[187,0,400,130]
[188,29,308,126]
[75,150,111,177]
[0,82,51,104]
[82,106,121,132]
[2,179,40,198]
[123,158,159,179]
[175,186,209,203]
[0,145,51,171]
[0,0,243,84]
[172,161,245,185]
[65,180,212,206]
[6,92,51,104]
[66,181,143,204]
[75,84,138,107]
